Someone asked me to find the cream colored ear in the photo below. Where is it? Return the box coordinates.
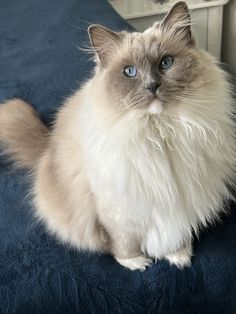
[160,1,192,45]
[88,24,123,65]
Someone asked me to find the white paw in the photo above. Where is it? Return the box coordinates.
[115,255,152,271]
[165,248,192,269]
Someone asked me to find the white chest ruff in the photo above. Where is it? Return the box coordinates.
[84,126,189,257]
[81,110,231,258]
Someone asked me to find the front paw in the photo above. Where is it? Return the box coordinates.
[165,245,192,269]
[115,255,152,271]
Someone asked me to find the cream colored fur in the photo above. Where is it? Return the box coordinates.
[0,2,235,270]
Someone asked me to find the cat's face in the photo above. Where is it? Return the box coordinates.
[88,2,202,115]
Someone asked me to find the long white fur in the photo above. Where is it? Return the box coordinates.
[71,62,235,260]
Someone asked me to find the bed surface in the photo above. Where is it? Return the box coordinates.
[0,0,236,313]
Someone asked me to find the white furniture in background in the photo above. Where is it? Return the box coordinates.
[108,0,229,59]
[222,0,236,75]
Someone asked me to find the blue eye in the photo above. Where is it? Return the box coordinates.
[159,56,173,70]
[123,65,137,77]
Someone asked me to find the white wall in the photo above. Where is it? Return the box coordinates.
[222,0,236,75]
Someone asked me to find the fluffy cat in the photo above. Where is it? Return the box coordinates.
[0,2,235,270]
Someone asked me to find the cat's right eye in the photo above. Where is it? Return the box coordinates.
[123,65,137,78]
[159,56,173,70]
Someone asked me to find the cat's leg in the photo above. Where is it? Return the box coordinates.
[99,221,152,271]
[164,242,192,268]
[115,255,152,271]
[33,153,110,253]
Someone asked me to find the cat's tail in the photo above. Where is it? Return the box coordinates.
[0,99,49,169]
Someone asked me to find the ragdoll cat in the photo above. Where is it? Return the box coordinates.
[0,1,235,270]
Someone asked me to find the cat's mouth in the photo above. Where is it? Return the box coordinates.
[147,98,163,115]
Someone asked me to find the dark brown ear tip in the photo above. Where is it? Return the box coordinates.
[87,24,99,35]
[162,1,191,26]
[172,1,189,11]
[169,1,190,17]
[88,24,118,38]
[88,25,94,37]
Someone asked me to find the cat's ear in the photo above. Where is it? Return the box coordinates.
[88,25,123,66]
[160,1,193,46]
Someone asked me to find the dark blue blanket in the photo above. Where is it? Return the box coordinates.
[0,0,236,313]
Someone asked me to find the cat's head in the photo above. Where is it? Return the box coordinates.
[88,1,217,117]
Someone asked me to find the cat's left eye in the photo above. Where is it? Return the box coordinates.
[159,56,173,70]
[123,65,137,78]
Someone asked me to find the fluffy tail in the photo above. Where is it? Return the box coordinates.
[0,99,49,169]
